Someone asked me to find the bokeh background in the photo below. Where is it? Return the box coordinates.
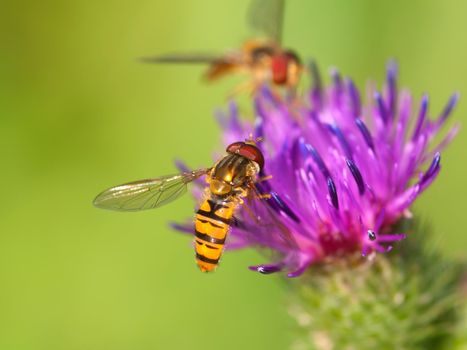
[1,0,466,349]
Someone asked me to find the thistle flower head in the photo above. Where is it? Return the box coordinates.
[175,61,458,277]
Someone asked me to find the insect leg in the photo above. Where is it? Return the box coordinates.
[257,193,271,200]
[257,175,273,182]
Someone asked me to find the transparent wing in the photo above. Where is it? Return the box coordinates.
[93,169,209,212]
[140,53,222,65]
[247,0,285,44]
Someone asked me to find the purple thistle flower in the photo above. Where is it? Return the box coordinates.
[174,61,459,277]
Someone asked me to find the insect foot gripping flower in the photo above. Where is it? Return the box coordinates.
[173,61,459,276]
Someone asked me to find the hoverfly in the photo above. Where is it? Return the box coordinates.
[94,140,268,272]
[141,0,303,93]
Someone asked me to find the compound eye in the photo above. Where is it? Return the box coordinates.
[271,54,288,85]
[237,144,264,170]
[226,141,244,154]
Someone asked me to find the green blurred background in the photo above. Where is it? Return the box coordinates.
[0,1,465,349]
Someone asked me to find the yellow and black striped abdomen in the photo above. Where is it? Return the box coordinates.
[194,197,237,272]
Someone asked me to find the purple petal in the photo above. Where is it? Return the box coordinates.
[254,116,264,138]
[420,153,441,186]
[430,124,460,156]
[170,222,193,235]
[260,85,278,106]
[327,177,339,209]
[346,78,361,118]
[375,209,386,231]
[249,264,283,274]
[174,159,191,173]
[376,233,407,243]
[412,94,429,140]
[386,60,398,119]
[327,124,353,158]
[309,60,323,110]
[287,263,310,278]
[330,68,343,105]
[304,142,331,178]
[438,92,460,124]
[375,91,388,123]
[346,158,366,195]
[268,192,301,223]
[355,118,375,151]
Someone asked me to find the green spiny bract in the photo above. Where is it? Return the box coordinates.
[287,221,465,350]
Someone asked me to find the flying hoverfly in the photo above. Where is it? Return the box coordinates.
[94,140,277,272]
[141,0,303,93]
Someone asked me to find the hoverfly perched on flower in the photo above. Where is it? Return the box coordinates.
[141,0,303,93]
[93,139,293,272]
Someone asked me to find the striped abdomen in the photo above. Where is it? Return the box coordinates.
[194,197,237,272]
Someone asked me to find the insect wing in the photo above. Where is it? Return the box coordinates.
[93,169,209,212]
[247,0,285,44]
[141,54,219,63]
[140,53,222,65]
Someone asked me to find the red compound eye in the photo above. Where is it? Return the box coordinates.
[226,141,244,154]
[271,50,302,86]
[271,54,288,85]
[239,144,264,170]
[226,142,264,170]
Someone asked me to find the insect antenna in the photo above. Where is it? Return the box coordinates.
[245,133,263,145]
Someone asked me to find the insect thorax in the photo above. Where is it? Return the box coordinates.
[209,154,259,196]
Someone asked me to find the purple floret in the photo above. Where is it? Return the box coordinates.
[175,61,459,277]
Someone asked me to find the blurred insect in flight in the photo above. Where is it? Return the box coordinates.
[141,0,303,93]
[94,139,275,272]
